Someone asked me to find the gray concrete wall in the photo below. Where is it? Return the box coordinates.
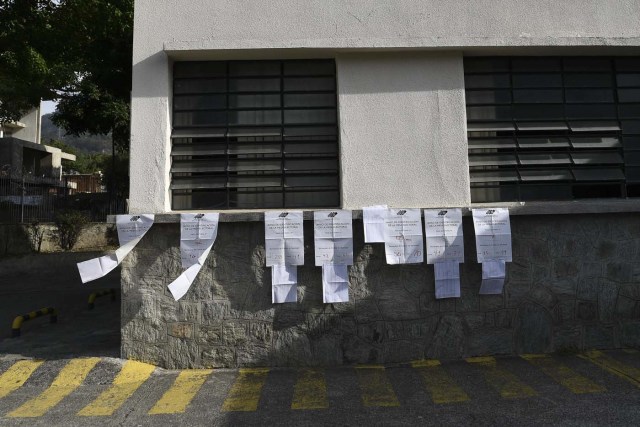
[120,213,640,369]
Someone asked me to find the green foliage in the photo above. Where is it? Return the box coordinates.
[53,210,88,250]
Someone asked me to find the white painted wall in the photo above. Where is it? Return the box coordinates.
[130,0,640,213]
[337,53,469,208]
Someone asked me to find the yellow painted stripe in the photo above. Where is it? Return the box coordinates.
[411,360,469,404]
[8,358,100,418]
[0,360,44,399]
[221,368,269,412]
[355,365,400,407]
[148,369,213,415]
[466,356,536,399]
[77,360,155,417]
[579,350,640,388]
[291,369,328,410]
[521,354,605,394]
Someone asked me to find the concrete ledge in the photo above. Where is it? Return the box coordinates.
[109,199,640,223]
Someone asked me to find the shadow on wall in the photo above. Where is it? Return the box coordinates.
[121,214,640,369]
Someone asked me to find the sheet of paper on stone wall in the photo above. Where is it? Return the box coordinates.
[472,208,512,263]
[314,210,353,266]
[383,208,424,264]
[264,211,304,266]
[424,208,464,264]
[77,214,154,283]
[271,264,298,304]
[434,260,461,299]
[322,264,350,303]
[168,213,220,301]
[363,205,388,243]
[480,260,506,295]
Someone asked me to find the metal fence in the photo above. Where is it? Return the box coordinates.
[0,172,126,223]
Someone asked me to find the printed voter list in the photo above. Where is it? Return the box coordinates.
[383,209,424,264]
[264,211,304,266]
[314,210,353,266]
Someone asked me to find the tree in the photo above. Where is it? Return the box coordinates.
[51,0,134,153]
[0,0,69,123]
[0,0,134,153]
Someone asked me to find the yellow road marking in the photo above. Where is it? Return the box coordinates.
[77,360,155,416]
[466,356,537,399]
[291,369,328,410]
[579,350,640,388]
[8,358,100,418]
[221,368,269,412]
[355,365,400,407]
[0,360,44,399]
[148,370,213,415]
[521,354,605,394]
[411,360,470,404]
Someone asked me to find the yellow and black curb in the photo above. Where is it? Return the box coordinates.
[11,307,58,338]
[88,289,117,310]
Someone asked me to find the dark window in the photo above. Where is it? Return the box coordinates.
[171,60,340,209]
[465,56,640,203]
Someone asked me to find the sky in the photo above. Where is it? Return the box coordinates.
[41,100,57,116]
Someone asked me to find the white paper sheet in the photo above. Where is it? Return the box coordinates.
[363,205,388,243]
[265,211,304,266]
[480,260,506,295]
[434,260,461,299]
[424,209,464,264]
[383,209,424,264]
[472,208,512,263]
[314,210,353,266]
[168,213,220,301]
[322,264,350,303]
[77,214,154,284]
[271,264,297,303]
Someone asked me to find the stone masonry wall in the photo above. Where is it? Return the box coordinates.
[121,213,640,369]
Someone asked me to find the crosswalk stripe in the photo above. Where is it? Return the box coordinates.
[221,368,269,412]
[291,369,328,410]
[411,360,470,404]
[77,360,155,416]
[466,356,537,399]
[579,350,640,388]
[521,354,605,394]
[7,358,100,418]
[0,360,44,399]
[148,370,213,415]
[355,365,400,407]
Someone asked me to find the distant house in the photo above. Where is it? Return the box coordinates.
[0,102,76,180]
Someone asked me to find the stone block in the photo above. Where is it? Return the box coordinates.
[598,284,618,322]
[553,259,579,279]
[355,298,384,323]
[552,326,582,352]
[223,321,248,346]
[467,330,513,356]
[384,340,425,363]
[463,313,485,331]
[584,325,615,349]
[245,322,273,345]
[549,279,577,296]
[577,301,597,321]
[342,336,383,365]
[122,319,167,344]
[619,284,640,300]
[479,295,504,311]
[197,324,223,345]
[425,314,467,359]
[272,329,313,366]
[165,336,200,369]
[508,261,532,284]
[168,322,194,340]
[620,321,640,348]
[556,300,575,323]
[607,262,633,283]
[455,292,479,313]
[529,240,550,264]
[577,277,600,301]
[201,346,236,368]
[376,286,421,320]
[596,241,616,259]
[495,309,514,328]
[122,341,166,366]
[515,303,552,354]
[202,300,236,323]
[615,296,637,319]
[528,285,557,310]
[237,344,271,367]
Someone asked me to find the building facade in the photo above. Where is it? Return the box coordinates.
[125,0,640,368]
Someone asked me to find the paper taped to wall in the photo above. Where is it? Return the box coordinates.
[472,208,512,263]
[322,264,350,303]
[168,213,220,301]
[384,208,424,264]
[314,210,353,266]
[265,211,304,266]
[363,205,388,243]
[480,260,506,295]
[77,215,154,284]
[272,264,297,303]
[424,208,464,264]
[434,260,461,299]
